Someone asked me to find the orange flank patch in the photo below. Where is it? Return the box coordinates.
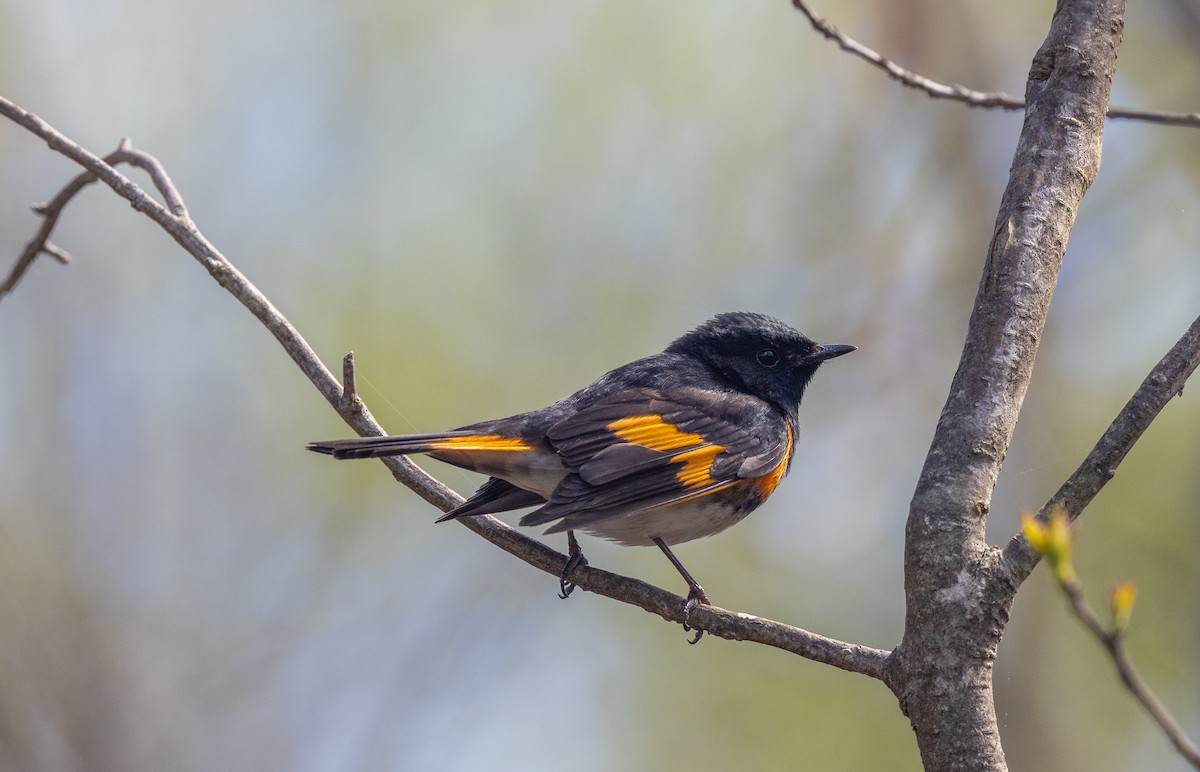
[428,435,533,452]
[608,414,725,490]
[755,422,793,498]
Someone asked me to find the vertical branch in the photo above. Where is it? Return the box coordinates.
[889,1,1127,769]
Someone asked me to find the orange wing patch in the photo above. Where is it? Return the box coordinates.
[427,435,533,452]
[672,445,724,489]
[607,414,725,490]
[754,422,793,498]
[606,414,707,450]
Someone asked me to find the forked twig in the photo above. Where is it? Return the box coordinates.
[1,137,188,299]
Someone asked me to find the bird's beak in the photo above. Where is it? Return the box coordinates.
[805,343,857,363]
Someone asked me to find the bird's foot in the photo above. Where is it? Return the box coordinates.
[558,530,588,599]
[682,585,710,644]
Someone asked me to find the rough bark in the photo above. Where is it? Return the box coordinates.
[885,1,1126,769]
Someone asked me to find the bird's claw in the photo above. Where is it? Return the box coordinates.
[682,585,711,644]
[558,531,588,599]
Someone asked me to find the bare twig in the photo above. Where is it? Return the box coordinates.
[1057,574,1200,767]
[339,351,362,414]
[1001,313,1200,582]
[341,352,357,401]
[0,95,892,677]
[0,135,189,300]
[790,0,1200,129]
[39,241,72,264]
[1022,507,1200,767]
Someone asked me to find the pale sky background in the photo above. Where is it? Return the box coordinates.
[1,1,1199,770]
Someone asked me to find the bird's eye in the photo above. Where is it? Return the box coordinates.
[756,349,780,367]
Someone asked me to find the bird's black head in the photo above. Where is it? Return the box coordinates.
[666,312,855,414]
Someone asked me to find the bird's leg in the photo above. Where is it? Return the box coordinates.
[652,537,710,644]
[558,530,588,599]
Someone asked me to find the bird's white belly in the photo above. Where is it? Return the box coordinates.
[581,498,753,547]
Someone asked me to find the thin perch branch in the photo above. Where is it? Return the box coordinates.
[790,0,1200,129]
[0,95,891,678]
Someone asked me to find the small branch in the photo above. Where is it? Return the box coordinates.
[112,138,190,218]
[1056,576,1200,767]
[339,351,362,414]
[1001,313,1200,582]
[341,352,357,401]
[3,148,113,298]
[1107,105,1200,127]
[40,241,72,264]
[790,0,1200,129]
[0,133,192,300]
[0,96,892,677]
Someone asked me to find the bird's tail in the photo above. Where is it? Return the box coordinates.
[307,431,533,460]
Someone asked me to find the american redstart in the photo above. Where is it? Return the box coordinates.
[309,312,854,639]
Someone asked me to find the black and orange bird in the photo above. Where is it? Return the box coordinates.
[309,312,854,637]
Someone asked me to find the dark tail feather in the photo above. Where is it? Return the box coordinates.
[307,431,475,460]
[435,478,546,521]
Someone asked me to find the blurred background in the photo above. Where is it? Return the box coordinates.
[1,0,1198,769]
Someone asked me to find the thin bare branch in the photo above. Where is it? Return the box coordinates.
[1001,313,1200,582]
[0,95,891,678]
[462,516,890,677]
[339,351,364,415]
[341,352,357,402]
[1056,575,1200,767]
[790,0,1200,129]
[113,139,190,218]
[39,241,71,264]
[0,131,190,300]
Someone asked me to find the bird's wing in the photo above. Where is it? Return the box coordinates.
[520,387,792,532]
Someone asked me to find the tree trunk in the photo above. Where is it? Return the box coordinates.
[888,0,1126,768]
